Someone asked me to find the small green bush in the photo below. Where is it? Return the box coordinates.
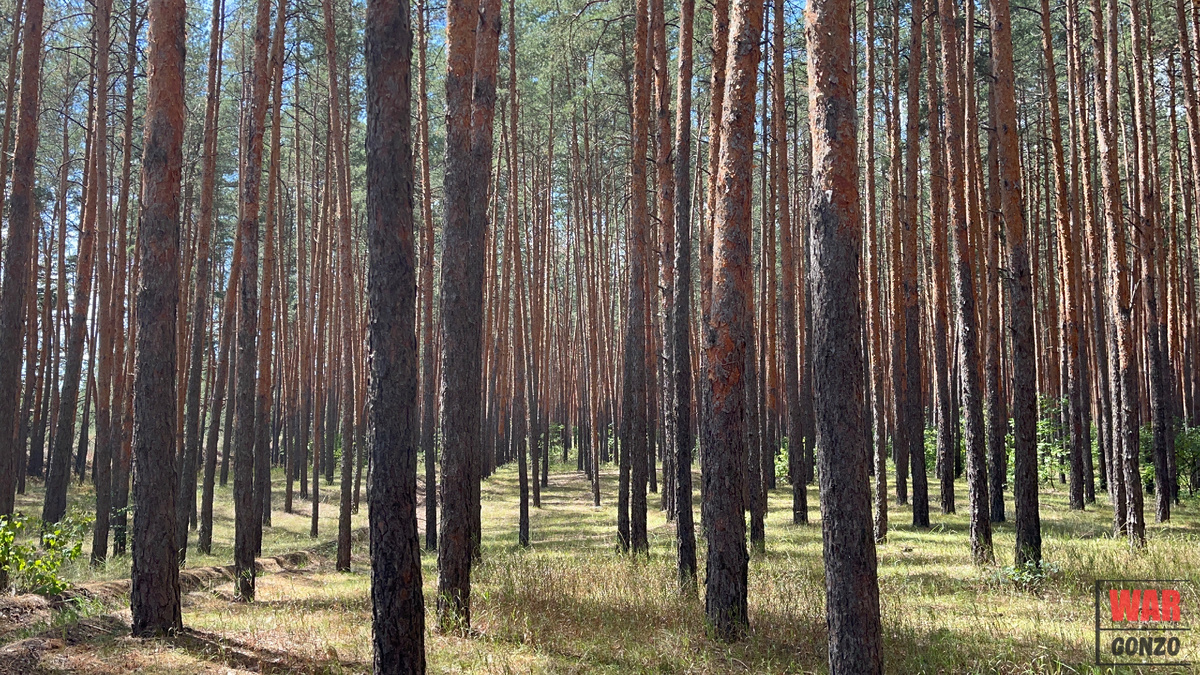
[0,511,91,595]
[989,560,1063,592]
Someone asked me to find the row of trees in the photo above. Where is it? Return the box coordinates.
[0,0,1194,667]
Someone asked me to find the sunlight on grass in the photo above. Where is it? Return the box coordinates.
[11,457,1200,673]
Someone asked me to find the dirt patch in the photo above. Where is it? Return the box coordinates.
[0,614,126,674]
[0,522,353,672]
[310,527,368,557]
[55,553,314,608]
[169,628,358,674]
[0,611,357,675]
[0,595,51,641]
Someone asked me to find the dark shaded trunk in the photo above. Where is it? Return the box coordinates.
[180,0,224,562]
[671,0,696,591]
[622,0,650,555]
[365,0,426,663]
[437,0,500,629]
[806,0,884,665]
[992,0,1043,564]
[130,0,185,636]
[900,0,927,529]
[233,0,274,601]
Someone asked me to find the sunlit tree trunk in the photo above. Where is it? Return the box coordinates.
[703,0,762,640]
[940,0,992,564]
[806,0,884,663]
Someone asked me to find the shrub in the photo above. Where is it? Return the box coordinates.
[0,511,91,595]
[989,560,1063,593]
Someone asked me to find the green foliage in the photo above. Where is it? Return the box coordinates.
[774,436,791,480]
[923,426,937,474]
[989,560,1063,592]
[1139,426,1156,494]
[1036,396,1067,486]
[1178,427,1200,493]
[0,511,92,595]
[1136,425,1194,496]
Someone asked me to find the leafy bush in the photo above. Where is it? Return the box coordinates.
[0,511,91,595]
[1036,396,1066,486]
[774,437,791,483]
[989,560,1063,592]
[1178,427,1200,494]
[1139,426,1156,494]
[923,426,938,476]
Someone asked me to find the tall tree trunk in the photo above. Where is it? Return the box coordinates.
[44,6,102,526]
[0,0,43,572]
[110,3,140,555]
[1041,0,1084,511]
[466,0,501,564]
[864,0,886,541]
[233,0,274,601]
[651,0,673,518]
[672,0,697,590]
[365,0,425,662]
[506,1,531,549]
[992,0,1044,563]
[438,0,500,629]
[256,0,286,541]
[1089,0,1132,540]
[900,0,927,528]
[1127,0,1170,523]
[88,0,115,564]
[806,0,884,664]
[180,0,225,562]
[622,0,650,555]
[321,0,355,573]
[703,0,761,640]
[130,0,185,635]
[416,0,437,553]
[926,4,952,519]
[700,0,730,538]
[941,0,992,564]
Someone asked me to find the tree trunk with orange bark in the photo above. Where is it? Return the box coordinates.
[703,0,761,640]
[806,0,884,664]
[0,0,44,583]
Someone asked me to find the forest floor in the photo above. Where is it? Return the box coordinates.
[2,458,1199,674]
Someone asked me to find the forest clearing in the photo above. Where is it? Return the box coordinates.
[4,462,1199,673]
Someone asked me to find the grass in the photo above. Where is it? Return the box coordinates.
[5,454,1200,674]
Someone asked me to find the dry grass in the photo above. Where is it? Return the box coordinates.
[6,457,1200,674]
